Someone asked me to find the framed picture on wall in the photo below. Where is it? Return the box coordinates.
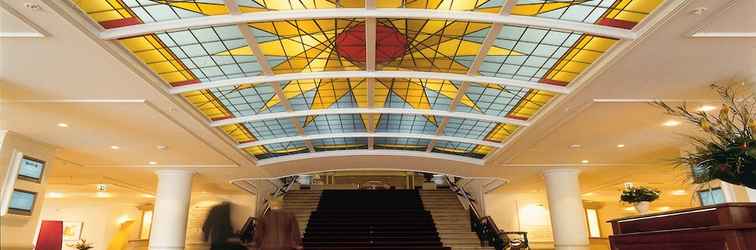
[8,189,37,215]
[17,156,46,183]
[62,221,83,241]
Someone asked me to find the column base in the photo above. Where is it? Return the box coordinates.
[149,246,185,250]
[554,244,590,250]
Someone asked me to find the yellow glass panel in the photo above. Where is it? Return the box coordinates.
[245,146,268,155]
[485,124,517,142]
[545,36,617,84]
[73,0,133,22]
[508,90,554,119]
[473,145,494,155]
[434,147,467,153]
[511,1,588,16]
[154,1,230,15]
[220,124,255,143]
[604,0,663,23]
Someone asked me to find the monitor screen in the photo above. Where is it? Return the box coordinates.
[698,188,726,206]
[8,189,37,215]
[17,156,45,182]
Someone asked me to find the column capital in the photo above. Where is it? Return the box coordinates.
[543,168,581,175]
[154,169,195,176]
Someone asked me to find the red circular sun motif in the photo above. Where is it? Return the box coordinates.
[335,23,408,65]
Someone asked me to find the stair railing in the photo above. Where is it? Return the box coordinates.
[445,176,530,250]
[261,175,300,216]
[241,175,300,242]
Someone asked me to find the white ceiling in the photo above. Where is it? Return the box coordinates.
[0,0,754,195]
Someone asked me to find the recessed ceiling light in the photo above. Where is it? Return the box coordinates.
[670,189,687,196]
[690,7,707,15]
[623,207,635,211]
[696,105,716,112]
[110,145,120,150]
[662,120,681,127]
[148,161,157,165]
[581,160,590,164]
[95,192,112,198]
[47,192,64,198]
[617,144,625,148]
[569,144,582,149]
[57,123,69,128]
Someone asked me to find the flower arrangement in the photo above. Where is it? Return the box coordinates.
[66,239,93,250]
[653,84,756,189]
[620,186,661,204]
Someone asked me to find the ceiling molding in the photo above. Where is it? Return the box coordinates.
[98,8,638,40]
[690,32,756,38]
[238,132,504,148]
[0,1,47,38]
[168,70,571,95]
[254,149,486,166]
[210,108,531,127]
[685,0,744,38]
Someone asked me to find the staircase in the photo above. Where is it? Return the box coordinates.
[421,189,495,250]
[282,189,322,234]
[302,190,451,250]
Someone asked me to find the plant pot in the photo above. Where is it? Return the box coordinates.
[633,201,651,214]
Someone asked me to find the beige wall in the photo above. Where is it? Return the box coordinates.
[485,191,555,249]
[0,131,56,250]
[39,198,142,250]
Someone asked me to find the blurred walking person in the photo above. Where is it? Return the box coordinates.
[251,197,303,250]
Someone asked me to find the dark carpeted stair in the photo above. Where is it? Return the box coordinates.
[303,190,452,250]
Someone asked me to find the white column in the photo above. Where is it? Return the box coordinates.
[543,169,589,250]
[149,170,193,250]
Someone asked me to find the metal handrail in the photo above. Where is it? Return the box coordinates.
[262,175,299,216]
[446,176,528,250]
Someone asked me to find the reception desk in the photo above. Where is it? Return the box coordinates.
[608,203,756,250]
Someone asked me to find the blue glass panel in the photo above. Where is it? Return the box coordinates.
[122,0,227,23]
[465,83,531,117]
[375,114,438,135]
[480,25,584,82]
[209,82,282,117]
[311,137,368,152]
[151,25,262,82]
[302,114,366,135]
[243,118,299,140]
[443,118,499,140]
[432,141,491,159]
[374,138,430,151]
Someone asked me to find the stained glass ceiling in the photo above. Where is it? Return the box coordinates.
[73,0,664,163]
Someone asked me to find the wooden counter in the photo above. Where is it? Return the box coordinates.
[607,202,756,250]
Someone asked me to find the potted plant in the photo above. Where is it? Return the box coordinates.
[66,239,93,250]
[654,84,756,189]
[620,186,661,214]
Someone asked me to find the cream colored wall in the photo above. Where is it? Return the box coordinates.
[0,131,56,250]
[39,198,142,250]
[485,191,555,249]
